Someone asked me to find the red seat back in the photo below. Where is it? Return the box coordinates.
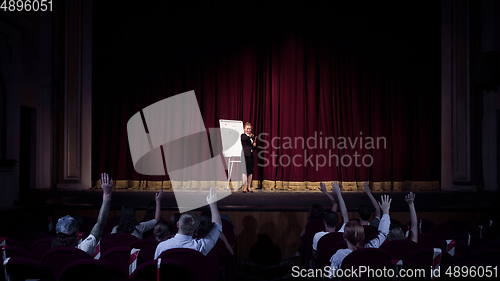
[206,238,227,280]
[101,246,144,277]
[29,237,54,261]
[130,259,194,281]
[105,233,139,246]
[3,257,55,281]
[158,248,210,281]
[58,259,125,281]
[97,237,118,254]
[373,259,427,280]
[2,245,36,260]
[380,239,421,260]
[41,246,91,277]
[341,248,394,281]
[316,232,345,267]
[407,247,455,275]
[433,239,471,262]
[19,232,52,249]
[128,239,159,261]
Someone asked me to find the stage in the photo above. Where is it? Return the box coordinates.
[19,188,496,213]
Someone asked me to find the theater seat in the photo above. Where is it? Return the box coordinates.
[58,259,125,281]
[130,259,194,281]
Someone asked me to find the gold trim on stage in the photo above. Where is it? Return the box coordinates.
[93,179,440,191]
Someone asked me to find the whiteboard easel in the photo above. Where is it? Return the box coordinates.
[219,120,244,191]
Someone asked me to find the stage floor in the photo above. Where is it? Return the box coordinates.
[20,188,498,213]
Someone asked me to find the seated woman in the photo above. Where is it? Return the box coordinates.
[197,208,234,255]
[111,190,163,239]
[153,219,170,242]
[169,212,181,236]
[329,195,392,279]
[385,192,418,243]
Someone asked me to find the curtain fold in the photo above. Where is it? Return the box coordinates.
[92,1,441,190]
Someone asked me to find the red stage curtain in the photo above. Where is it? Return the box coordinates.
[92,2,441,187]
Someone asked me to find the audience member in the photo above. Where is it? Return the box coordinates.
[329,194,392,278]
[299,203,326,238]
[111,190,163,239]
[312,182,349,251]
[52,173,113,256]
[386,192,417,243]
[154,187,222,259]
[169,212,181,235]
[359,181,381,227]
[153,219,170,242]
[198,208,234,255]
[140,201,157,238]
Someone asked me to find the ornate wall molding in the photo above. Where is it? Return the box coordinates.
[56,0,92,190]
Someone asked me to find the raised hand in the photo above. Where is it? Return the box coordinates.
[154,189,163,221]
[318,182,328,194]
[155,189,163,202]
[330,181,341,195]
[92,172,113,240]
[207,187,218,205]
[405,192,415,205]
[99,173,113,197]
[378,195,392,215]
[406,192,418,243]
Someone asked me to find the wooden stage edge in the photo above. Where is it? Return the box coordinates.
[17,188,499,213]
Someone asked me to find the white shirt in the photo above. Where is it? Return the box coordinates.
[245,133,254,144]
[329,214,390,278]
[78,234,97,256]
[154,222,222,259]
[312,223,346,251]
[111,219,158,239]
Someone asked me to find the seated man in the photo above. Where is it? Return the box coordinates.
[313,181,350,252]
[312,211,339,251]
[154,187,221,259]
[52,173,113,256]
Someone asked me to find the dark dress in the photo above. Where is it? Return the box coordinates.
[241,133,255,175]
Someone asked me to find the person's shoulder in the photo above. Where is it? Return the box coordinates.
[213,222,223,230]
[369,217,380,227]
[157,238,172,248]
[335,248,351,255]
[330,248,351,262]
[314,231,328,239]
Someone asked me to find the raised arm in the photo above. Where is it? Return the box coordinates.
[362,181,381,219]
[155,189,163,221]
[319,182,338,212]
[207,187,222,226]
[365,194,392,248]
[331,181,349,224]
[90,173,113,241]
[405,192,418,243]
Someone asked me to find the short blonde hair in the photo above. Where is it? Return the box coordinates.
[245,122,252,128]
[178,212,199,235]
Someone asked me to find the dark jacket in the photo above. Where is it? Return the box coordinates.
[241,133,255,157]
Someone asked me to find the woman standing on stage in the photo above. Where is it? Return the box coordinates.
[241,122,256,193]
